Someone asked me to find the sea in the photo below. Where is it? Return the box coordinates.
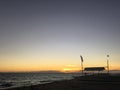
[0,72,80,89]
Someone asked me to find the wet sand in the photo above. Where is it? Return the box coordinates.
[3,74,120,90]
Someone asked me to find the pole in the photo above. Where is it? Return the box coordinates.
[107,55,109,74]
[81,61,83,75]
[80,55,83,75]
[107,59,109,73]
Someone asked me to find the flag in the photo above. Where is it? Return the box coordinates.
[80,55,83,62]
[107,55,109,57]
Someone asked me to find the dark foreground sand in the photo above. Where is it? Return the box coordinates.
[4,74,120,90]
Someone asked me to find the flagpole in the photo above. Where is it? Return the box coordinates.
[81,60,83,74]
[107,55,109,74]
[80,55,83,75]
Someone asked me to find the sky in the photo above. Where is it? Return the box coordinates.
[0,0,120,72]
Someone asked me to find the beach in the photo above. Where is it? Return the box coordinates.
[3,74,120,90]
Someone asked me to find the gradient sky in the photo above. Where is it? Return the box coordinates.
[0,0,120,72]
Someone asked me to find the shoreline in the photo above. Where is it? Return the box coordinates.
[2,74,120,90]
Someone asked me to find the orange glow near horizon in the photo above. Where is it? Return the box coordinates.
[0,67,120,72]
[61,64,80,72]
[0,56,120,72]
[0,61,120,72]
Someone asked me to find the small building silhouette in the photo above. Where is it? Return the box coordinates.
[84,67,105,71]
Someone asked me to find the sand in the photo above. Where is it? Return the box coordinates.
[3,74,120,90]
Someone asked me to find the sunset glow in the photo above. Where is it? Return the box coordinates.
[0,0,120,72]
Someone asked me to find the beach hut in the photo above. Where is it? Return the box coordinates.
[84,67,105,75]
[84,67,105,71]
